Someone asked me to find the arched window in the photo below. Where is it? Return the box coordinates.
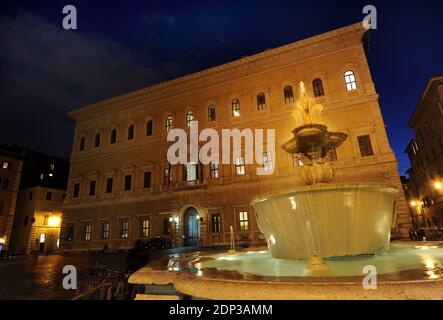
[186,111,194,128]
[146,120,153,136]
[166,115,173,132]
[128,124,134,140]
[283,86,294,104]
[110,129,117,144]
[232,99,240,117]
[312,78,325,97]
[257,92,266,111]
[79,137,86,151]
[94,133,100,148]
[344,71,357,91]
[208,105,216,122]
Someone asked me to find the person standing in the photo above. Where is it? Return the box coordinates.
[31,239,39,264]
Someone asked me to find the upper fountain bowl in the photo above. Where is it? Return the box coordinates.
[251,183,398,260]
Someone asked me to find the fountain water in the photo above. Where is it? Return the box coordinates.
[251,81,397,259]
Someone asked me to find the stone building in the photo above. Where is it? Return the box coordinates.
[405,76,443,228]
[9,151,69,254]
[0,145,24,253]
[60,23,410,252]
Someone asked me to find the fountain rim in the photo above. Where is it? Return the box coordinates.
[251,182,398,206]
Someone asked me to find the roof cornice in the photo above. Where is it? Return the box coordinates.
[408,76,443,127]
[69,22,367,121]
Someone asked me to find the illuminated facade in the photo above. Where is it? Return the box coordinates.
[9,151,69,254]
[0,145,24,253]
[405,76,443,228]
[60,23,410,252]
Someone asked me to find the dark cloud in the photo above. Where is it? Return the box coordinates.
[0,12,180,157]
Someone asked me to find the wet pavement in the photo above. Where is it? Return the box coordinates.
[0,246,223,300]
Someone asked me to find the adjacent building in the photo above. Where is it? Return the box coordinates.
[9,150,69,254]
[405,76,443,228]
[60,23,410,252]
[0,145,25,253]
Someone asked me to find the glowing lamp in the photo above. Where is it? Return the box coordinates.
[48,216,61,227]
[434,181,442,190]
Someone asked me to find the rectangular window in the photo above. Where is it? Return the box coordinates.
[163,217,171,236]
[66,225,75,241]
[46,192,52,201]
[328,148,338,162]
[210,161,219,179]
[2,161,10,170]
[239,211,249,231]
[73,183,80,198]
[29,192,33,200]
[124,174,132,191]
[184,163,197,181]
[292,155,304,167]
[208,106,216,122]
[163,165,172,185]
[84,224,92,241]
[143,172,152,188]
[141,219,150,237]
[121,220,129,238]
[43,215,49,226]
[262,152,273,172]
[235,156,245,175]
[106,178,113,193]
[102,223,110,239]
[211,214,221,233]
[89,180,96,196]
[357,135,374,157]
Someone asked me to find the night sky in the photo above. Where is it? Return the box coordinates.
[0,0,442,174]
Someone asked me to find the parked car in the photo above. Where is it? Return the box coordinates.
[144,236,171,250]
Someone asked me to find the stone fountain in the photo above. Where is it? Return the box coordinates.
[251,82,398,260]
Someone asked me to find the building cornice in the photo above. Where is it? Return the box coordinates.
[68,23,368,122]
[408,76,443,128]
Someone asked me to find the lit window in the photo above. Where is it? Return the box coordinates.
[232,99,240,117]
[262,152,273,172]
[186,111,194,128]
[357,135,374,157]
[211,214,221,233]
[313,78,325,97]
[128,125,134,140]
[40,233,46,243]
[163,165,172,185]
[257,92,266,111]
[121,220,129,238]
[292,155,304,167]
[79,137,85,151]
[210,161,219,179]
[235,156,245,175]
[102,223,110,239]
[110,129,117,144]
[208,105,216,122]
[46,192,52,201]
[184,163,197,181]
[239,211,249,231]
[2,161,9,170]
[344,71,357,91]
[40,173,44,180]
[94,133,100,148]
[124,175,132,191]
[146,120,153,136]
[166,116,173,132]
[412,141,419,155]
[89,180,96,196]
[141,219,150,237]
[283,86,294,104]
[84,224,92,241]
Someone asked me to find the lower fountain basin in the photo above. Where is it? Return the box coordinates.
[251,183,397,259]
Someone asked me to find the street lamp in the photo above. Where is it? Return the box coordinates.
[434,181,442,190]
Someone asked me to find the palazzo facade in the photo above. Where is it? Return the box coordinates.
[60,23,410,252]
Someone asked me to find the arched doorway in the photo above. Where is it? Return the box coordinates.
[183,207,199,246]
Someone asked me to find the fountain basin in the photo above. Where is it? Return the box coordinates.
[251,183,397,259]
